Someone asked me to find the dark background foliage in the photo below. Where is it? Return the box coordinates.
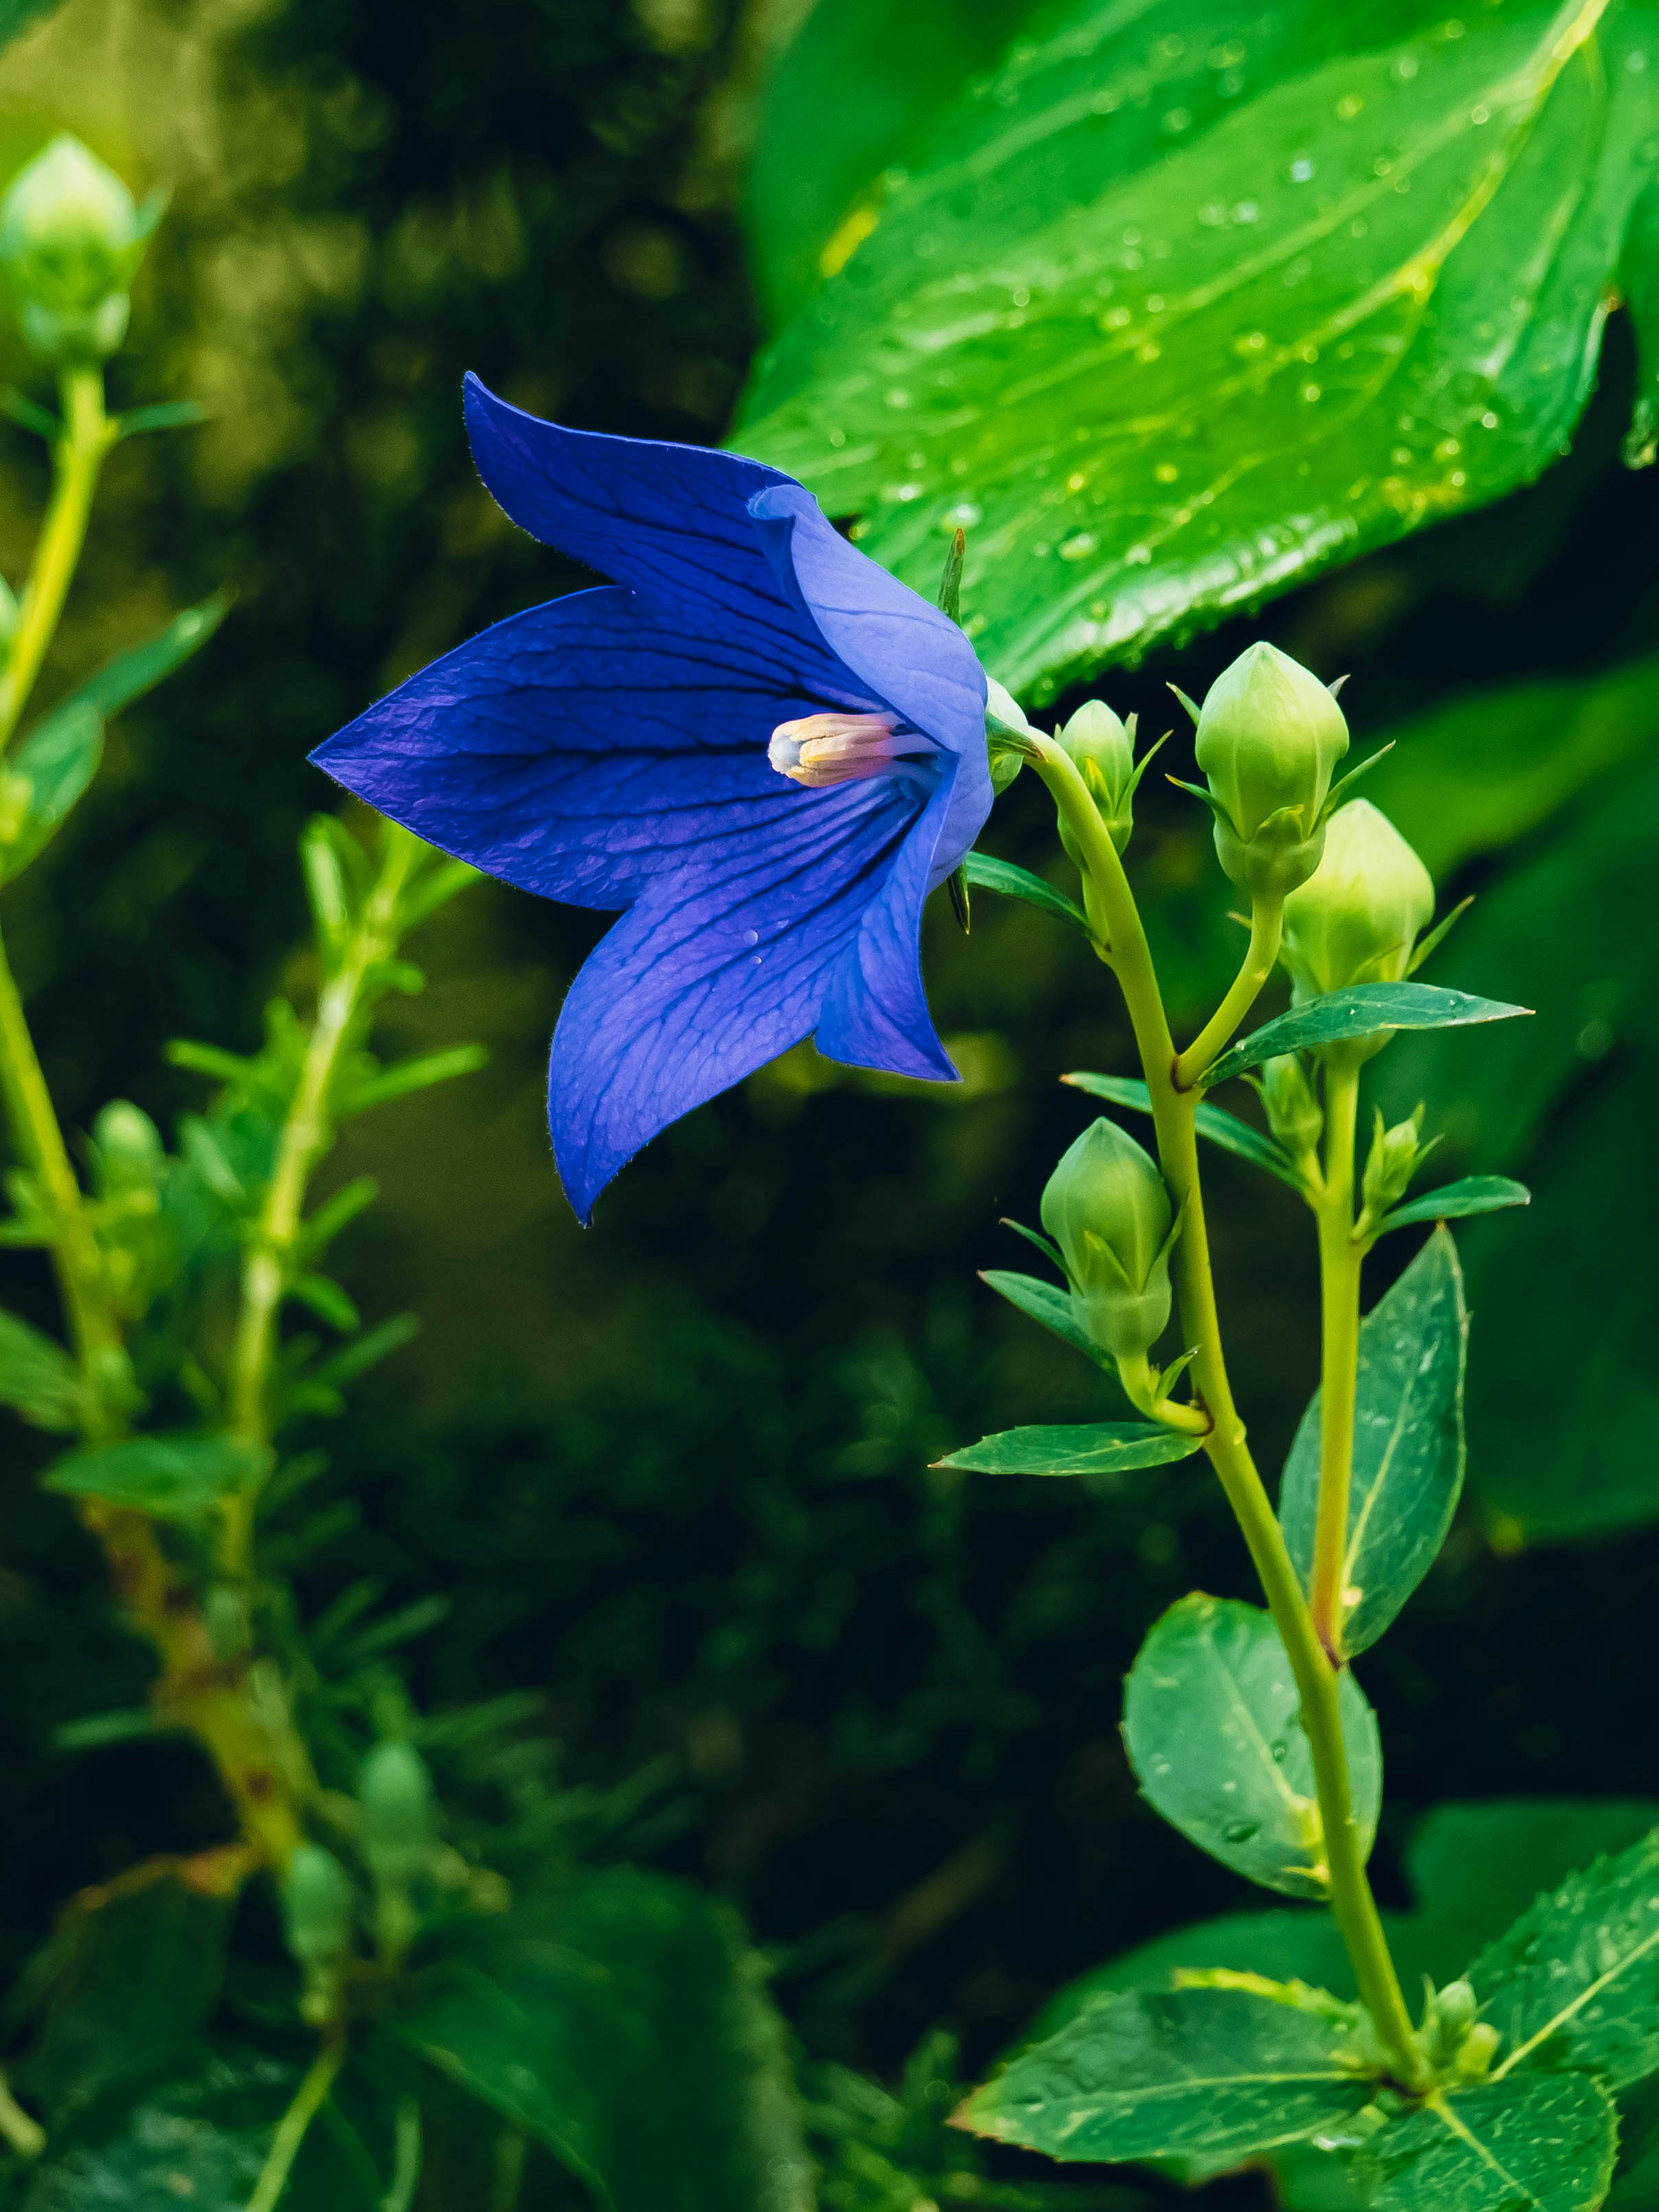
[2,0,1658,2199]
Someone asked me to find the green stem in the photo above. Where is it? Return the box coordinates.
[219,825,420,1578]
[1311,1059,1363,1658]
[0,2068,45,2159]
[1173,895,1283,1091]
[1027,736,1422,2086]
[243,2028,346,2212]
[0,367,116,754]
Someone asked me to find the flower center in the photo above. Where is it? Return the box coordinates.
[768,711,908,789]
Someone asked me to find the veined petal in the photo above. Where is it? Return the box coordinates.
[310,585,881,908]
[548,778,928,1219]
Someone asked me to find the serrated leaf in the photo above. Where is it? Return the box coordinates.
[961,851,1091,939]
[1472,1830,1659,2091]
[0,704,102,880]
[737,0,1659,701]
[958,1986,1374,2165]
[1367,2074,1615,2212]
[1123,1594,1381,1900]
[1064,1070,1302,1188]
[1280,1228,1467,1657]
[1204,985,1529,1089]
[41,1433,265,1518]
[936,1419,1202,1476]
[1375,1176,1530,1235]
[0,1309,81,1431]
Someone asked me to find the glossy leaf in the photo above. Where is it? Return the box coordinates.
[1367,2074,1616,2212]
[1204,985,1529,1089]
[1123,1594,1381,1899]
[41,1433,265,1518]
[0,1309,81,1431]
[1472,1830,1659,2091]
[400,1868,813,2212]
[1374,1176,1530,1235]
[1280,1227,1467,1656]
[936,1419,1202,1476]
[979,1267,1119,1380]
[959,1986,1373,2165]
[962,850,1091,939]
[737,0,1659,701]
[0,705,102,881]
[1064,1070,1300,1187]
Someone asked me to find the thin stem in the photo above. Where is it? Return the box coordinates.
[0,367,116,753]
[0,2068,45,2159]
[219,826,420,1579]
[1026,736,1422,2085]
[243,2028,346,2212]
[1311,1060,1363,1658]
[1173,895,1283,1091]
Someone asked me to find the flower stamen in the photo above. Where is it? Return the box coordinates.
[769,711,904,788]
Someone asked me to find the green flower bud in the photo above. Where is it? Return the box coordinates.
[1041,1119,1176,1367]
[1360,1105,1428,1222]
[1258,1054,1323,1163]
[359,1739,436,1889]
[93,1100,165,1198]
[1194,642,1349,896]
[1281,800,1435,1000]
[1435,1980,1478,2043]
[1058,699,1138,855]
[0,136,161,362]
[280,1843,353,1969]
[1453,2021,1501,2082]
[984,676,1034,796]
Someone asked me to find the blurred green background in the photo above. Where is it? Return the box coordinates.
[4,0,1659,2191]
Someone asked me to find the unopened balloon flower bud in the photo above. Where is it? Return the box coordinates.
[1058,699,1138,855]
[1258,1054,1323,1164]
[280,1843,353,1970]
[1192,642,1349,897]
[1281,800,1435,1000]
[0,135,161,362]
[359,1739,436,1890]
[1041,1119,1177,1370]
[93,1099,165,1198]
[984,676,1037,796]
[1361,1105,1429,1221]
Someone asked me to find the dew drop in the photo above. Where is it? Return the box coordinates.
[1058,531,1097,560]
[744,929,759,947]
[1290,156,1315,182]
[1224,1819,1262,1844]
[1154,462,1178,483]
[944,501,982,528]
[1336,92,1363,120]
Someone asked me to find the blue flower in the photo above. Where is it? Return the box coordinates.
[311,376,992,1221]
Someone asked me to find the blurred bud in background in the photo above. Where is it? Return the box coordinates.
[0,133,162,363]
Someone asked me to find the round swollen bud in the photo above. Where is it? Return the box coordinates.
[1259,1054,1323,1163]
[0,135,159,361]
[1194,643,1349,896]
[1057,698,1139,855]
[1040,1119,1176,1365]
[280,1844,353,1970]
[1281,800,1435,1000]
[358,1740,436,1889]
[984,676,1036,795]
[1361,1106,1426,1221]
[93,1100,165,1198]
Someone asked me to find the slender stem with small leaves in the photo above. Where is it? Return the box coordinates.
[1026,735,1423,2087]
[1311,1057,1364,1659]
[242,2026,347,2212]
[0,367,116,754]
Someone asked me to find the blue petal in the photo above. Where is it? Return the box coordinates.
[310,585,887,908]
[548,779,931,1219]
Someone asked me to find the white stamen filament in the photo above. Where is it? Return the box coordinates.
[769,711,903,789]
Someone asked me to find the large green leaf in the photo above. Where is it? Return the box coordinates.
[737,0,1659,701]
[958,1985,1374,2165]
[1122,1594,1381,1899]
[0,1308,80,1431]
[1064,1069,1301,1187]
[962,850,1091,938]
[400,1868,812,2212]
[1472,1831,1659,2091]
[1203,984,1529,1089]
[1367,2075,1616,2212]
[936,1419,1202,1475]
[41,1433,265,1518]
[1280,1227,1467,1656]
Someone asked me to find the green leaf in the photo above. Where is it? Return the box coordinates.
[289,1273,361,1333]
[0,705,102,880]
[1122,1594,1381,1900]
[1471,1830,1659,2091]
[114,399,208,440]
[1374,1176,1530,1235]
[1367,2075,1616,2212]
[961,851,1091,939]
[0,1309,81,1431]
[1280,1227,1467,1657]
[936,1419,1202,1476]
[400,1868,814,2212]
[958,1986,1374,2166]
[1204,985,1529,1089]
[1409,1802,1659,1978]
[737,0,1659,701]
[979,1267,1119,1381]
[1064,1070,1301,1188]
[337,1044,489,1115]
[42,1433,265,1517]
[67,593,231,723]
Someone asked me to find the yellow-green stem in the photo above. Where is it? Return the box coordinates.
[0,2068,45,2159]
[1312,1060,1363,1658]
[0,368,116,754]
[1173,895,1283,1091]
[1029,736,1421,2085]
[219,826,420,1578]
[243,2027,346,2212]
